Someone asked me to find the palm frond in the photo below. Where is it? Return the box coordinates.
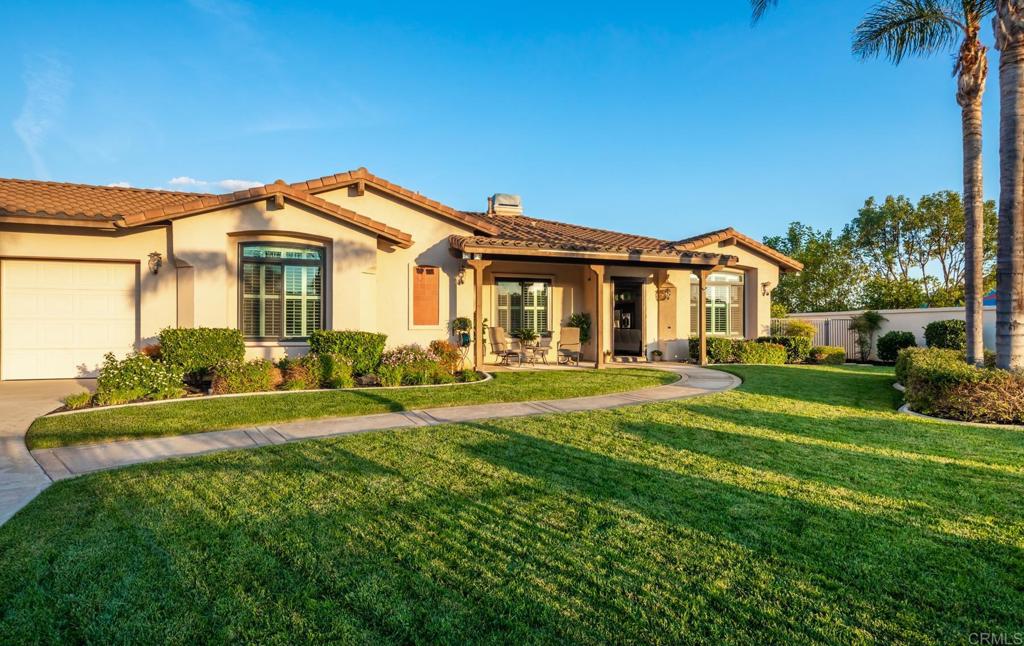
[853,0,961,64]
[751,0,779,23]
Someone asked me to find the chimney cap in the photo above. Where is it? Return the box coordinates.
[488,193,523,216]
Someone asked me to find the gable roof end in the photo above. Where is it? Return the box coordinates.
[673,227,803,272]
[291,167,502,235]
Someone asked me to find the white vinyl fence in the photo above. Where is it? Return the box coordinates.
[776,306,995,360]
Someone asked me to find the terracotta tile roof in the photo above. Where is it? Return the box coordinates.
[0,177,207,226]
[291,167,501,235]
[672,227,803,271]
[450,213,734,265]
[122,180,413,248]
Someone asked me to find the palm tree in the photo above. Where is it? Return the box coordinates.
[994,1,1024,369]
[852,1,993,366]
[752,0,994,366]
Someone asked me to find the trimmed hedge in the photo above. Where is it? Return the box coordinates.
[899,347,1024,424]
[755,335,812,364]
[688,336,736,364]
[159,328,245,380]
[877,330,917,362]
[735,341,787,365]
[924,319,967,351]
[808,346,845,365]
[308,330,387,376]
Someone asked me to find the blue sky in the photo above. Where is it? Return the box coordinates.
[1,1,1001,241]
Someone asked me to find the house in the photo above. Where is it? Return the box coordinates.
[0,168,802,380]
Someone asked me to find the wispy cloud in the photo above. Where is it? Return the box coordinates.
[106,182,132,188]
[12,54,72,179]
[169,176,263,192]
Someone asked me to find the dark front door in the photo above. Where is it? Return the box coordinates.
[613,281,643,356]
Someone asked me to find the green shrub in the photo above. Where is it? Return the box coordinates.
[566,313,592,344]
[96,352,185,404]
[308,330,387,375]
[210,359,281,395]
[924,319,967,351]
[898,347,1024,423]
[319,354,355,389]
[779,319,817,339]
[808,346,845,365]
[377,365,404,387]
[735,341,787,365]
[755,336,812,363]
[159,328,245,381]
[62,391,93,410]
[876,331,917,362]
[688,336,736,364]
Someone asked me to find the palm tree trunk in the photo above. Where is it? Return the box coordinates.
[960,82,986,366]
[995,2,1024,370]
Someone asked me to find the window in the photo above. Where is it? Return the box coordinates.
[690,272,744,337]
[240,243,323,339]
[412,266,440,326]
[496,279,550,333]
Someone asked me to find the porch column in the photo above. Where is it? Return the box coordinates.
[589,264,606,369]
[468,259,492,369]
[696,269,708,366]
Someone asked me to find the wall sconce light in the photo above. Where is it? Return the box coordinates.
[148,252,163,275]
[761,281,772,296]
[656,288,673,302]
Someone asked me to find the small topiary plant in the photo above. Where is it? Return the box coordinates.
[808,346,845,365]
[877,331,917,362]
[924,319,967,351]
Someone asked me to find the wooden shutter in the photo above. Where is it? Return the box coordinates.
[413,266,439,326]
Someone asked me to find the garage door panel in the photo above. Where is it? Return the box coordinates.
[2,260,138,380]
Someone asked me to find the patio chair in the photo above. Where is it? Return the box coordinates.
[489,326,522,367]
[528,335,553,365]
[557,327,582,366]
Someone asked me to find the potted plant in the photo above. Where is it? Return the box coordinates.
[566,312,591,344]
[651,349,664,362]
[450,316,473,348]
[514,328,539,347]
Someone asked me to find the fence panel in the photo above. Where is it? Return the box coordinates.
[772,317,858,359]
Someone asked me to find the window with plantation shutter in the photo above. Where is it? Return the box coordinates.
[689,272,744,337]
[496,279,550,334]
[240,243,324,339]
[413,266,439,326]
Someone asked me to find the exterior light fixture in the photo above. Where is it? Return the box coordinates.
[148,252,163,275]
[761,281,772,296]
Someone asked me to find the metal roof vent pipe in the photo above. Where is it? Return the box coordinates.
[488,193,523,216]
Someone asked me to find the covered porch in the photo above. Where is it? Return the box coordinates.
[449,235,738,369]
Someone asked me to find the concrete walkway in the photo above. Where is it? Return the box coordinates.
[27,363,739,484]
[0,379,93,525]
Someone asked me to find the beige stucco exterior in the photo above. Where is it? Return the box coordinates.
[0,182,792,378]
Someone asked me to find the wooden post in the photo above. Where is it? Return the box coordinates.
[590,264,606,369]
[468,259,491,369]
[697,269,708,366]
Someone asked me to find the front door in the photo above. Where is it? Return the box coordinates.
[613,281,643,357]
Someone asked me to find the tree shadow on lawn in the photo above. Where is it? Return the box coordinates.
[714,364,903,411]
[5,417,1022,643]
[607,412,1024,546]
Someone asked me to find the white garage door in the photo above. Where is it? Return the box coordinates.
[1,260,138,380]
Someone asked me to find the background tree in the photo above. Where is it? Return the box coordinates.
[852,0,993,364]
[763,223,864,313]
[994,1,1024,369]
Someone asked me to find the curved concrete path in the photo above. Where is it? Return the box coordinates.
[21,364,738,496]
[0,379,93,525]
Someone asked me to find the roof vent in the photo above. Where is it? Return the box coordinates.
[488,193,523,216]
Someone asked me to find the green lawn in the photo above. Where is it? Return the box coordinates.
[27,368,677,449]
[3,364,1023,643]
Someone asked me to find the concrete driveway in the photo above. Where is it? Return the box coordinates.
[0,379,92,525]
